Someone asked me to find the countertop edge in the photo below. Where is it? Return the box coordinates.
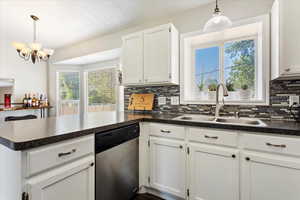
[1,117,300,151]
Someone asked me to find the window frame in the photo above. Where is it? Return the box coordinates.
[180,15,270,105]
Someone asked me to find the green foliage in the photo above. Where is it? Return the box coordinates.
[208,82,217,91]
[225,40,255,89]
[198,83,204,91]
[59,72,80,100]
[88,69,116,105]
[226,81,235,92]
[241,84,249,90]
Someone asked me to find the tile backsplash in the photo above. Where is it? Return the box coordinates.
[124,80,300,121]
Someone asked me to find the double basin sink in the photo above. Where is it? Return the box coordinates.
[173,115,267,127]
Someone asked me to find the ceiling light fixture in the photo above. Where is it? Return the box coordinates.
[203,0,232,32]
[12,15,54,64]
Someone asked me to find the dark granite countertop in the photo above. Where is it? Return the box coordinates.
[0,112,300,151]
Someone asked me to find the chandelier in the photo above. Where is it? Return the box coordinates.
[12,15,54,64]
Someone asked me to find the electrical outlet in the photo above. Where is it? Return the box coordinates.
[158,97,167,105]
[171,96,180,105]
[289,95,299,107]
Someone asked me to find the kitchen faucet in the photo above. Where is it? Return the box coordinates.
[215,83,229,118]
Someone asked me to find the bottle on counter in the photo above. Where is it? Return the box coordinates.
[27,94,32,107]
[39,94,43,106]
[32,94,37,107]
[36,93,40,107]
[23,94,28,108]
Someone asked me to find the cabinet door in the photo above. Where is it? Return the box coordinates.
[144,25,170,84]
[280,0,300,76]
[27,156,94,200]
[122,32,144,85]
[241,152,300,200]
[189,144,239,200]
[149,137,186,198]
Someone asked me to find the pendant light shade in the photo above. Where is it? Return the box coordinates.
[203,0,232,32]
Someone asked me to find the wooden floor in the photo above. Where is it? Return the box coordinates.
[134,193,165,200]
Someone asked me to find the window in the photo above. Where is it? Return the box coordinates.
[85,68,117,113]
[181,16,269,105]
[57,71,80,116]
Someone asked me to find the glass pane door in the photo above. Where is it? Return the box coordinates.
[57,71,80,116]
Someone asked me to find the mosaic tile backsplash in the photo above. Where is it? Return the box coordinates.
[124,80,300,121]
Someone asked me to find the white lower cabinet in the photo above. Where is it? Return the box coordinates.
[142,123,300,200]
[189,144,239,200]
[241,152,300,200]
[149,137,186,198]
[26,155,94,200]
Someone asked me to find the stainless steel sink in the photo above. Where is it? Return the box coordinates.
[173,115,215,122]
[215,118,262,125]
[173,115,266,127]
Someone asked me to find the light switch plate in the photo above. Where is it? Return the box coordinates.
[171,96,180,105]
[158,97,167,105]
[289,95,299,106]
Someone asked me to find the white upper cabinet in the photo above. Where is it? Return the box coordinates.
[189,144,239,200]
[122,23,179,86]
[271,0,300,80]
[122,32,144,85]
[241,152,300,200]
[149,137,186,198]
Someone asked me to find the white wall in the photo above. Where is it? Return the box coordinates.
[0,7,48,103]
[51,0,274,63]
[0,40,48,102]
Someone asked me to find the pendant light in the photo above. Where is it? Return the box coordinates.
[12,15,54,64]
[203,0,232,33]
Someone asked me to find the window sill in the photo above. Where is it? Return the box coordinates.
[180,98,270,106]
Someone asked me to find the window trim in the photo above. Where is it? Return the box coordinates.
[180,14,270,105]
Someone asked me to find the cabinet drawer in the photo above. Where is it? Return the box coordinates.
[26,135,94,177]
[242,134,300,157]
[149,123,185,139]
[189,128,238,147]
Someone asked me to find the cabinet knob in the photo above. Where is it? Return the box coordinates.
[285,68,291,72]
[245,157,250,161]
[232,154,236,158]
[90,162,95,167]
[179,145,183,149]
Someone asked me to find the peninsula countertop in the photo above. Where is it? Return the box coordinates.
[1,112,300,151]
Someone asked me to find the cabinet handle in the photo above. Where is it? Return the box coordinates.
[160,129,171,133]
[266,142,287,148]
[204,135,218,139]
[90,162,95,167]
[58,149,76,157]
[285,68,291,72]
[245,157,250,161]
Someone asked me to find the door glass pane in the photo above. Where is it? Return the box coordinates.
[195,46,220,100]
[58,72,80,116]
[87,68,116,113]
[224,39,256,100]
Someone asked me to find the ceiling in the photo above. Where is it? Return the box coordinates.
[0,0,214,49]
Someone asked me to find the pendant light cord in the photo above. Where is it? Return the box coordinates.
[215,0,220,14]
[33,19,37,42]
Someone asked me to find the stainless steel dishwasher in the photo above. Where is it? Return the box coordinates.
[95,124,140,200]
